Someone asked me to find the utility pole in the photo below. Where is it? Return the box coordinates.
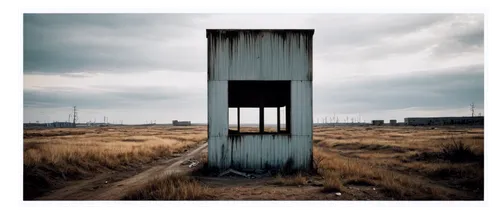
[470,103,475,117]
[72,106,78,128]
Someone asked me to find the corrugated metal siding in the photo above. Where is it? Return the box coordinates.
[227,135,311,170]
[209,135,313,170]
[291,81,313,136]
[208,31,312,81]
[207,81,228,137]
[207,36,229,81]
[228,33,261,80]
[207,29,314,170]
[260,33,310,80]
[207,80,230,169]
[208,136,230,169]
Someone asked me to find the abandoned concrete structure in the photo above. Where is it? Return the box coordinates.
[206,29,314,171]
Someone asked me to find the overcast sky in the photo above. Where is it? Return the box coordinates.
[23,13,484,124]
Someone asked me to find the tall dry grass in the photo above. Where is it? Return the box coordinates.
[24,127,206,172]
[122,173,211,200]
[313,126,483,200]
[25,125,483,200]
[23,126,207,199]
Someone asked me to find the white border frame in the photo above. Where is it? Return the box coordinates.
[9,0,496,212]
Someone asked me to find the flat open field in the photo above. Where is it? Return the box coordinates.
[23,125,484,200]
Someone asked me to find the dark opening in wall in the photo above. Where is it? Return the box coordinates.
[228,80,291,135]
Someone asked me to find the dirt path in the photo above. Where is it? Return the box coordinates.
[38,142,208,200]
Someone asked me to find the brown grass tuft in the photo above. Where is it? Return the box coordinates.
[122,173,210,200]
[321,171,344,193]
[273,172,308,186]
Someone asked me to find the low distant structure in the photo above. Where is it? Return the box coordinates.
[23,123,50,129]
[24,122,93,129]
[48,122,74,128]
[404,116,484,126]
[390,120,397,126]
[172,120,191,126]
[372,120,384,126]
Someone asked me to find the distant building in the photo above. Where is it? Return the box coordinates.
[372,120,384,126]
[172,120,191,126]
[48,122,74,128]
[390,120,397,126]
[404,116,484,126]
[24,122,82,129]
[23,123,50,128]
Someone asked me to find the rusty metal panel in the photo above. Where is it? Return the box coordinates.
[207,30,313,81]
[260,32,310,80]
[207,34,229,81]
[291,80,313,136]
[228,33,261,80]
[208,136,230,169]
[207,81,228,137]
[227,135,311,170]
[207,29,314,170]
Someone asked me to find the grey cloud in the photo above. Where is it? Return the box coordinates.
[23,14,485,123]
[24,85,204,109]
[314,64,484,114]
[59,72,99,78]
[311,14,452,50]
[24,14,483,75]
[24,14,207,74]
[455,26,484,47]
[431,15,484,57]
[313,14,483,62]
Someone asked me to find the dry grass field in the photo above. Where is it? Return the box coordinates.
[24,125,484,200]
[23,125,207,199]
